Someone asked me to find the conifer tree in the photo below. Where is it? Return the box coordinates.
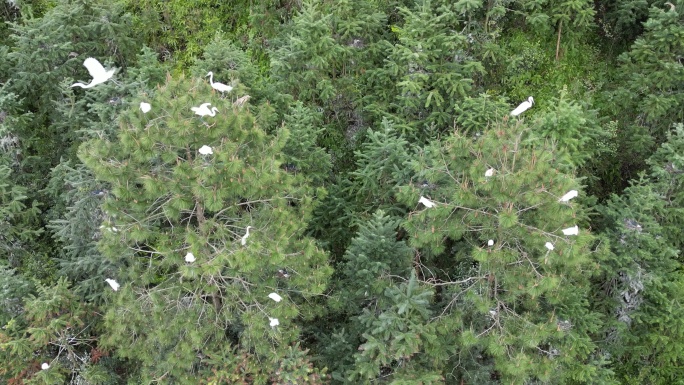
[595,177,684,383]
[318,210,414,381]
[608,2,684,173]
[349,119,413,215]
[384,120,614,383]
[79,75,332,383]
[363,0,484,140]
[646,123,684,250]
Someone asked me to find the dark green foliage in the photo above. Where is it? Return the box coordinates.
[363,0,484,141]
[596,177,684,383]
[2,0,684,383]
[349,119,413,214]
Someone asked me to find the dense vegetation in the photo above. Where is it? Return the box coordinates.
[1,0,683,383]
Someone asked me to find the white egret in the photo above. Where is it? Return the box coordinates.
[268,292,282,302]
[184,252,195,263]
[71,58,115,88]
[418,196,435,208]
[510,96,534,116]
[206,72,233,93]
[191,103,219,117]
[485,168,495,177]
[559,190,578,202]
[269,317,279,327]
[545,242,554,251]
[561,225,579,236]
[487,239,494,246]
[140,102,151,113]
[105,278,120,291]
[241,226,252,246]
[198,145,213,155]
[41,363,50,370]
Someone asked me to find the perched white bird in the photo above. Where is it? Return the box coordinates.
[191,103,219,117]
[241,226,252,246]
[184,252,195,263]
[269,317,279,327]
[268,292,282,302]
[71,58,116,88]
[206,72,233,93]
[487,239,494,246]
[140,102,151,113]
[418,196,435,208]
[485,168,495,177]
[561,225,579,236]
[510,96,534,116]
[105,278,119,291]
[559,190,578,202]
[41,363,50,370]
[545,242,554,251]
[198,145,213,155]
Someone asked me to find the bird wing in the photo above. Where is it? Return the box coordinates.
[83,58,107,78]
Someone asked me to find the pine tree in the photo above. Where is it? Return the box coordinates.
[389,119,614,383]
[79,74,332,383]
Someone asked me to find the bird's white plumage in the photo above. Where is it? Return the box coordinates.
[545,242,554,251]
[418,196,435,208]
[561,225,579,236]
[191,103,219,117]
[71,58,115,88]
[140,102,151,113]
[268,292,282,302]
[487,239,494,246]
[559,190,578,202]
[185,252,195,263]
[269,317,279,327]
[206,72,233,93]
[198,145,213,155]
[41,363,50,370]
[241,226,252,246]
[510,96,534,116]
[105,278,119,291]
[485,168,495,177]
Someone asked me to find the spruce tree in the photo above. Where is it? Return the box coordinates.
[79,74,332,383]
[595,178,684,383]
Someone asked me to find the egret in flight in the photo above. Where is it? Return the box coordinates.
[71,58,115,88]
[206,72,233,93]
[184,252,195,263]
[268,292,282,302]
[559,190,578,202]
[241,226,252,246]
[140,102,151,113]
[191,103,219,117]
[105,278,120,291]
[510,97,534,116]
[418,196,435,208]
[561,225,579,236]
[198,145,213,155]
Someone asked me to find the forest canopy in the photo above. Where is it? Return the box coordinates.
[0,0,683,384]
